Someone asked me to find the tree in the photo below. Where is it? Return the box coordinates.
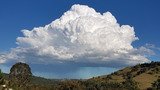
[0,69,3,79]
[151,78,160,90]
[123,74,140,90]
[0,69,4,85]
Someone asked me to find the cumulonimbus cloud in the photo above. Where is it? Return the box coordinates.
[0,4,151,67]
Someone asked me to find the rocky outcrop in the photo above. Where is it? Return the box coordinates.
[9,62,32,87]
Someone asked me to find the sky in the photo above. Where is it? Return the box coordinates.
[0,0,160,79]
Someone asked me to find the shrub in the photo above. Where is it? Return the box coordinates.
[151,79,160,90]
[122,77,139,90]
[0,69,3,79]
[0,69,4,85]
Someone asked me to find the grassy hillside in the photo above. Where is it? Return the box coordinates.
[89,61,160,89]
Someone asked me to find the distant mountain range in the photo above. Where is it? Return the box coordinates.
[1,62,160,90]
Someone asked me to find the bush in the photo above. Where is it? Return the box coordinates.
[151,79,160,90]
[122,78,139,90]
[0,69,4,85]
[0,69,3,79]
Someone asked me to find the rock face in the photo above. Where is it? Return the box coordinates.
[9,62,32,86]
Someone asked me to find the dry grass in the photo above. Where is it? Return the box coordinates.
[133,73,157,89]
[92,62,160,90]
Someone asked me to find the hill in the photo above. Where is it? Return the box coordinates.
[89,61,160,90]
[0,62,160,90]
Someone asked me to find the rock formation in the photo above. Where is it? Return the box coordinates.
[9,62,32,86]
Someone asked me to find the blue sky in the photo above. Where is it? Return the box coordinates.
[0,0,160,79]
[0,0,160,51]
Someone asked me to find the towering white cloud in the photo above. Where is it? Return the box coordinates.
[0,4,150,67]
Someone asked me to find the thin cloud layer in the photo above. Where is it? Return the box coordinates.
[0,4,150,67]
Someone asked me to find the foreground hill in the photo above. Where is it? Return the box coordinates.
[1,62,160,90]
[89,61,160,90]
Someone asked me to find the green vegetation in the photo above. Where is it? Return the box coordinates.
[151,78,160,90]
[0,69,3,85]
[122,78,139,90]
[0,69,3,79]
